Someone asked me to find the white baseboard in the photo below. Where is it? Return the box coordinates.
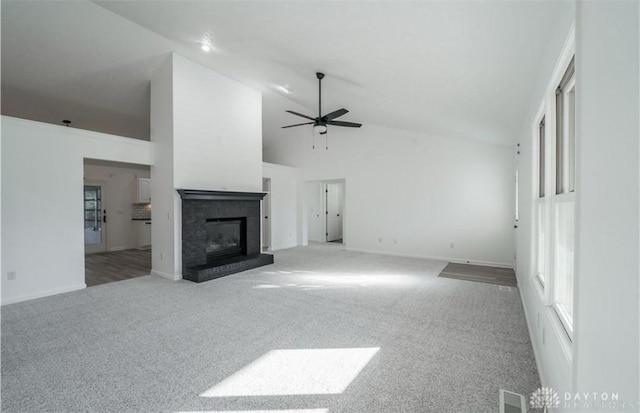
[1,283,87,306]
[514,268,547,388]
[271,243,298,252]
[107,245,136,252]
[345,247,514,269]
[151,269,182,281]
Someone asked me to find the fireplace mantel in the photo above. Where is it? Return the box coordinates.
[177,189,267,202]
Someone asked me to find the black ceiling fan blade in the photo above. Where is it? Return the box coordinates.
[327,120,362,128]
[286,110,316,121]
[322,108,348,121]
[282,121,314,129]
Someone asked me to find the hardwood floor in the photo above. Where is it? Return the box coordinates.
[85,249,151,287]
[438,262,517,287]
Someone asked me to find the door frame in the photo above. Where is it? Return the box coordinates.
[262,177,272,252]
[83,180,107,254]
[324,182,344,242]
[304,178,346,245]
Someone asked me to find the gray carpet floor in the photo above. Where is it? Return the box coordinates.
[1,243,539,412]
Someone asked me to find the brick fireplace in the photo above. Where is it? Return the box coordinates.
[178,189,274,283]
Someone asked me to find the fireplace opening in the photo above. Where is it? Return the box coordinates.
[205,218,247,262]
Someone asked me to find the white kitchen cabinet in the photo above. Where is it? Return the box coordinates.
[142,222,152,247]
[136,178,151,203]
[136,221,152,249]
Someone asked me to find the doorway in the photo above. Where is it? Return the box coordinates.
[325,183,344,242]
[262,177,271,252]
[83,159,152,287]
[305,179,345,245]
[84,183,106,254]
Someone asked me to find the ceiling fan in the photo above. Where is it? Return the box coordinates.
[282,72,362,135]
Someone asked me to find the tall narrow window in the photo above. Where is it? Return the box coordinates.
[535,116,546,287]
[538,117,546,198]
[555,57,575,194]
[552,57,576,338]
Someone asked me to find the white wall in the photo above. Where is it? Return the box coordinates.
[264,111,516,267]
[1,116,153,305]
[516,1,639,406]
[150,55,177,280]
[515,26,576,396]
[172,54,262,192]
[83,162,150,251]
[151,53,263,280]
[574,0,639,403]
[263,162,299,251]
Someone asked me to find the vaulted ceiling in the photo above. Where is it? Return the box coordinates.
[2,1,574,144]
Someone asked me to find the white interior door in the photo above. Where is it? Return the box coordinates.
[262,178,271,251]
[326,183,343,242]
[84,183,107,254]
[307,182,323,242]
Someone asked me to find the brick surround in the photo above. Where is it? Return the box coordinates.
[178,189,274,282]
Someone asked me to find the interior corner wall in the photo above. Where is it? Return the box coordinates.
[262,162,300,251]
[1,116,153,305]
[574,0,639,402]
[150,55,177,280]
[515,26,576,395]
[516,1,639,404]
[264,113,515,267]
[150,53,263,280]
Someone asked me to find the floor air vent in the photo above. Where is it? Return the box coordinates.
[500,389,527,413]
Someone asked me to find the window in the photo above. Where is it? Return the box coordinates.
[535,116,546,287]
[536,203,546,286]
[555,57,576,194]
[532,55,576,340]
[538,117,546,198]
[552,58,576,336]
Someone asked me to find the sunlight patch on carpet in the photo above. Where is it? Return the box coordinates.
[200,348,380,397]
[176,409,329,413]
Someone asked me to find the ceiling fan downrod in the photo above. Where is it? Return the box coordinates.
[317,72,324,120]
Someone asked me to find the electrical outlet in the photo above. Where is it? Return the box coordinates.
[378,237,382,243]
[7,271,16,280]
[450,243,455,249]
[393,238,397,244]
[160,252,164,261]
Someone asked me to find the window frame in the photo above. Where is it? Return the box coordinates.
[550,59,576,339]
[533,110,548,292]
[531,54,576,342]
[555,56,576,195]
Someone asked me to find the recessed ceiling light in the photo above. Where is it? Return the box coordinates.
[201,43,212,52]
[276,85,291,94]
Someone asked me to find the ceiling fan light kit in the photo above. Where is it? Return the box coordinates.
[313,124,327,134]
[282,72,362,149]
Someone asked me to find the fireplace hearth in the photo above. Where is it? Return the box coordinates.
[178,189,274,283]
